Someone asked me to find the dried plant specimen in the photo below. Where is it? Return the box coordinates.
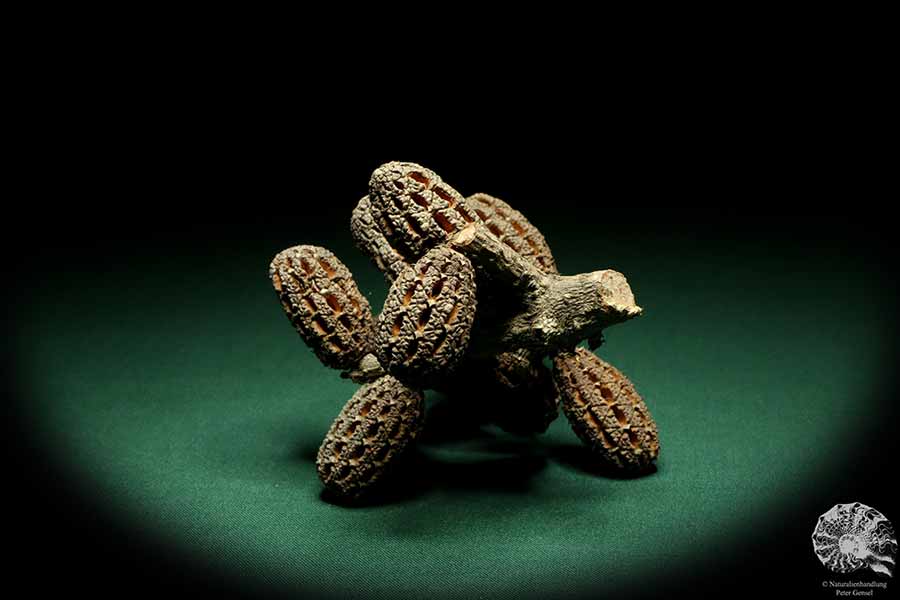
[316,375,425,499]
[553,348,659,471]
[368,162,480,262]
[269,160,659,500]
[375,246,477,387]
[350,195,409,282]
[467,193,557,274]
[812,502,897,576]
[269,245,374,370]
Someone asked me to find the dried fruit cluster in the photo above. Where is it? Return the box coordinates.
[270,161,660,501]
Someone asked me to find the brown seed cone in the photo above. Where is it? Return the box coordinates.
[350,195,409,282]
[269,245,375,370]
[552,348,659,471]
[368,162,480,262]
[316,375,425,499]
[375,247,477,388]
[466,193,558,275]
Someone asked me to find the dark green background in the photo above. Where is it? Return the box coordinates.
[9,36,896,599]
[12,210,898,599]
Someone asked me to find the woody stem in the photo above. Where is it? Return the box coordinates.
[449,224,642,357]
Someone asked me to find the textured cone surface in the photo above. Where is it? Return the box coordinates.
[269,245,374,370]
[350,195,409,282]
[368,162,480,262]
[316,375,425,499]
[553,348,659,470]
[376,247,477,387]
[467,193,557,274]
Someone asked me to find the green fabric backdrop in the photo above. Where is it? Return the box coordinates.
[16,227,895,598]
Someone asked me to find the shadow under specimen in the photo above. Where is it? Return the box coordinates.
[298,393,657,507]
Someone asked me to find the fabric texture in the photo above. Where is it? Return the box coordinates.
[17,234,895,599]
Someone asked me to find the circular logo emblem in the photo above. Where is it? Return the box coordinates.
[812,502,897,576]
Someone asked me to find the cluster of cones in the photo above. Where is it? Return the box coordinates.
[270,162,659,501]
